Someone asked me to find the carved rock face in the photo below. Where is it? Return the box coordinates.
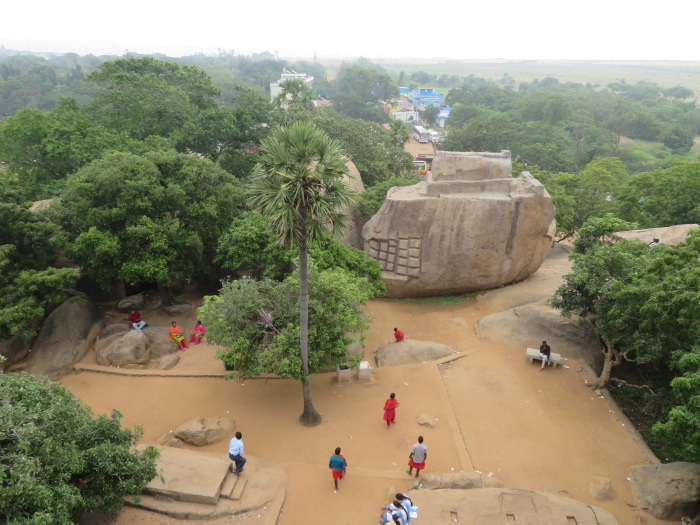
[363,151,555,297]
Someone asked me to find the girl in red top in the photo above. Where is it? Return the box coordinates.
[383,393,399,428]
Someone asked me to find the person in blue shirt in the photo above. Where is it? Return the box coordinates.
[395,493,414,521]
[328,447,347,491]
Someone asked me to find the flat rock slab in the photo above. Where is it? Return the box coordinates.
[408,487,619,524]
[376,340,454,367]
[138,446,230,504]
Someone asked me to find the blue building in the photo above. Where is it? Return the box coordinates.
[409,87,445,110]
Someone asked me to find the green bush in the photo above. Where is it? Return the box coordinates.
[0,373,158,524]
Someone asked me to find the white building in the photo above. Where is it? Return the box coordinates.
[269,69,314,101]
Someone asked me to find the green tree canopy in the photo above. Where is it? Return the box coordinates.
[0,203,77,340]
[333,64,397,122]
[200,267,372,381]
[56,150,245,293]
[0,372,158,523]
[87,56,220,141]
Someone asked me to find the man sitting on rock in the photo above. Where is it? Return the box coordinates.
[128,310,147,330]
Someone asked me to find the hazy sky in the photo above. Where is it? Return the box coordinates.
[4,0,699,61]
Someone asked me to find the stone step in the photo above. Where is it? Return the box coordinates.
[219,473,237,499]
[231,477,247,500]
[220,470,248,501]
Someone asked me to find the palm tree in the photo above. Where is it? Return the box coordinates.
[274,79,315,110]
[248,121,355,426]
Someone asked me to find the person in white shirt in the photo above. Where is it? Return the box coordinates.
[228,432,246,474]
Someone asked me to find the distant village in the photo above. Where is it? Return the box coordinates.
[270,69,449,175]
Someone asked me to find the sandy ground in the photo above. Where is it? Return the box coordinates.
[59,246,670,525]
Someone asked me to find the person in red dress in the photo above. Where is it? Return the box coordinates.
[383,393,399,428]
[394,327,404,342]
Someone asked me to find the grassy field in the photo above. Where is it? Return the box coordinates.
[312,57,700,94]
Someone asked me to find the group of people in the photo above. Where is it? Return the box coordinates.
[127,311,207,351]
[328,435,427,489]
[380,493,418,524]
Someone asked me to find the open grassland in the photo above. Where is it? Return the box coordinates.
[313,57,700,93]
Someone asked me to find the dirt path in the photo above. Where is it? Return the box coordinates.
[60,248,668,525]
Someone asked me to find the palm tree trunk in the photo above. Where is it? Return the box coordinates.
[298,240,322,426]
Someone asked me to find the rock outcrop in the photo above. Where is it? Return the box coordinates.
[25,298,101,378]
[475,298,603,371]
[96,329,150,367]
[340,160,366,250]
[376,340,454,367]
[629,462,700,520]
[175,417,235,446]
[117,293,146,312]
[363,151,555,297]
[614,224,699,247]
[406,487,619,524]
[415,471,504,490]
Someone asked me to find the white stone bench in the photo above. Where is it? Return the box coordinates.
[526,347,561,368]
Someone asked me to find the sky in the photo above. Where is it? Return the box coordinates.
[3,0,699,61]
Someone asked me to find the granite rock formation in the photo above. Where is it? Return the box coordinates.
[362,151,555,297]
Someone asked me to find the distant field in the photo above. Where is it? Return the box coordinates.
[310,57,700,94]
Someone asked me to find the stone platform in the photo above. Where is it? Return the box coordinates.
[127,447,286,521]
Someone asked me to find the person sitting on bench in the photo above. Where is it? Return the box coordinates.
[539,341,551,370]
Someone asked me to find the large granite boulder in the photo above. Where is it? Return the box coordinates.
[142,326,179,357]
[25,298,101,378]
[629,462,700,520]
[95,329,150,366]
[475,298,603,372]
[0,331,36,371]
[339,160,366,250]
[175,417,235,446]
[376,340,454,367]
[363,151,555,297]
[117,293,146,312]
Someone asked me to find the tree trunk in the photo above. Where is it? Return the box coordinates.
[298,241,321,426]
[590,338,618,389]
[158,283,176,305]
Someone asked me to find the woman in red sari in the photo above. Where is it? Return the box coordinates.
[169,321,188,350]
[383,393,399,428]
[190,320,207,344]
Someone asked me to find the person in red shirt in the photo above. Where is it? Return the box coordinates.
[128,310,147,330]
[394,327,404,342]
[383,393,399,428]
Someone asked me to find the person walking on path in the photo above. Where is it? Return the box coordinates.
[408,436,427,477]
[383,393,399,428]
[328,447,347,491]
[539,340,551,370]
[128,310,147,330]
[394,327,404,342]
[228,431,246,474]
[169,321,188,350]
